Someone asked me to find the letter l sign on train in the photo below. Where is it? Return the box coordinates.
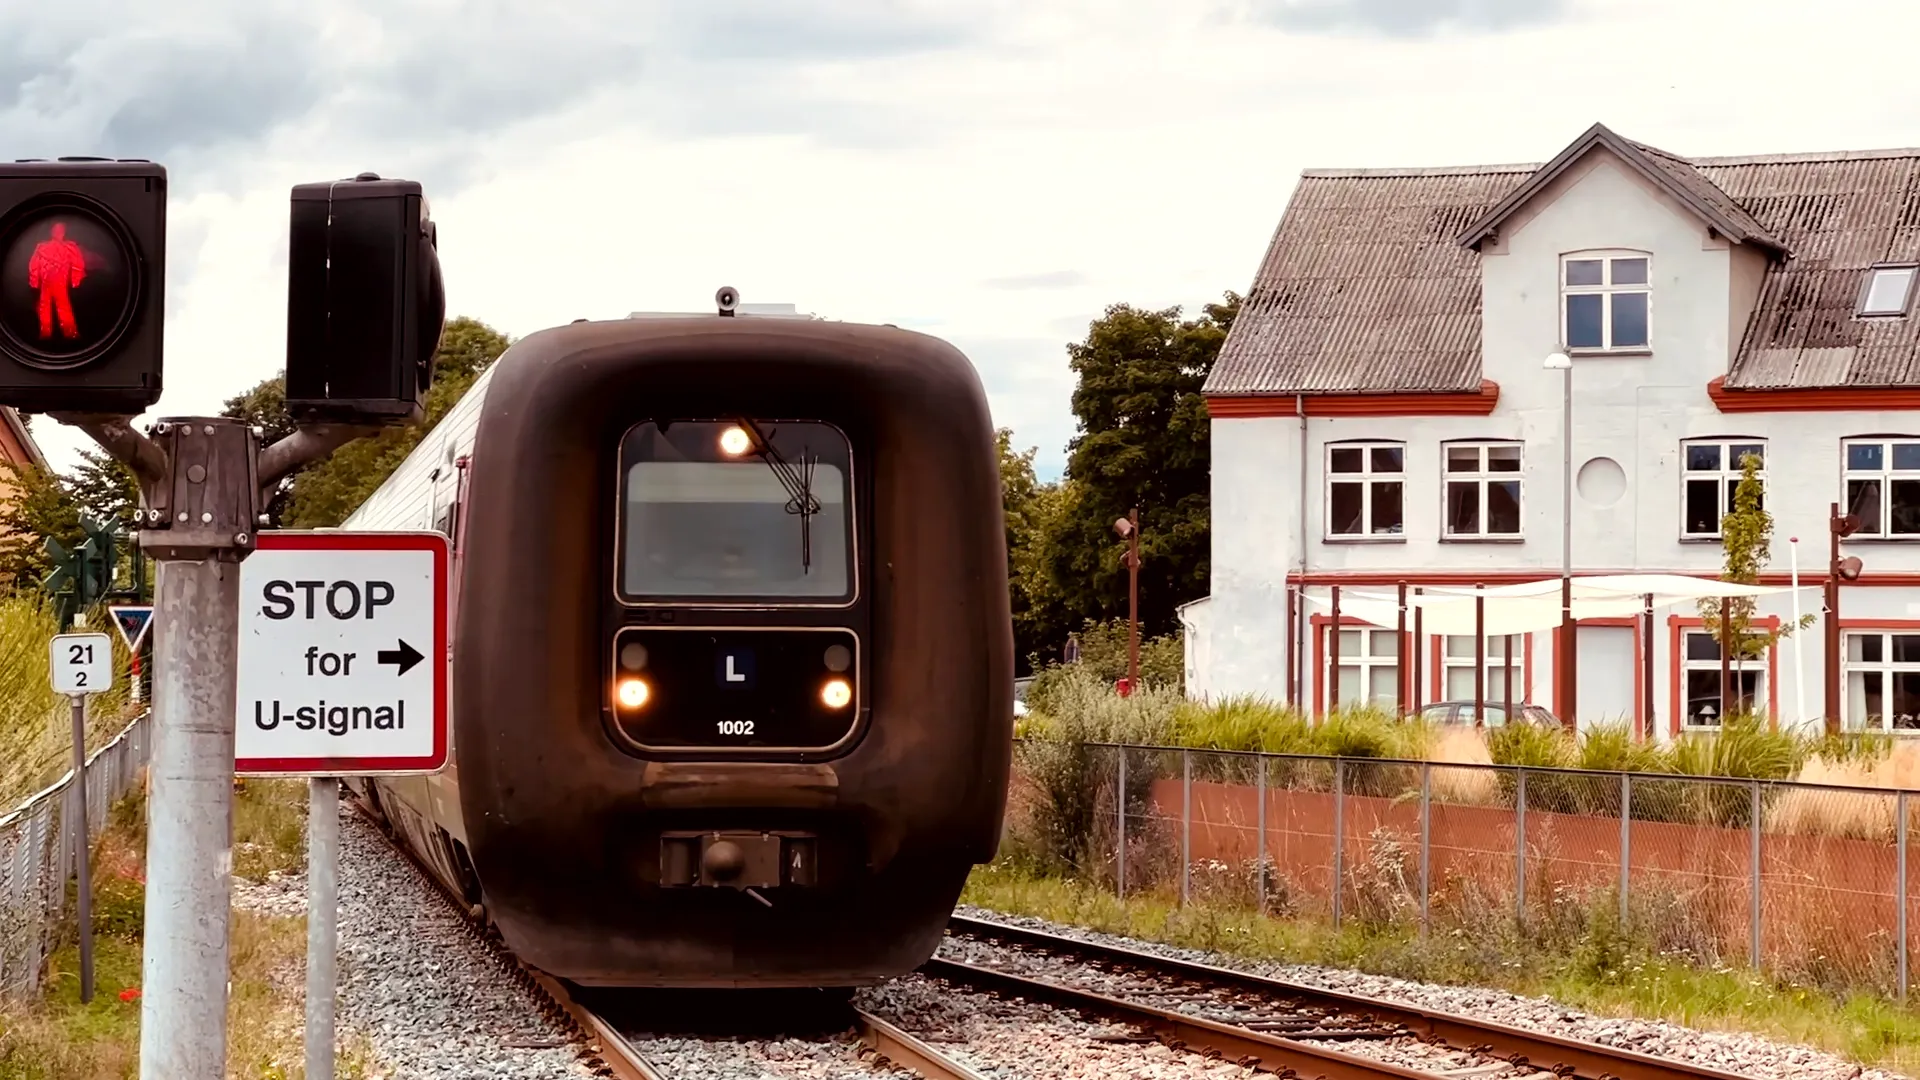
[234,531,449,776]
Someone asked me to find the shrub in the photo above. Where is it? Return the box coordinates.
[1007,666,1182,877]
[0,596,138,809]
[1032,617,1183,692]
[1168,695,1315,755]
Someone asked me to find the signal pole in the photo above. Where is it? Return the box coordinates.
[56,416,372,1077]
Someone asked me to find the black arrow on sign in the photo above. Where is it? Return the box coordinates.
[377,640,424,676]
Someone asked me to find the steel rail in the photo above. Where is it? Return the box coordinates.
[925,956,1442,1080]
[525,967,667,1080]
[947,913,1759,1080]
[854,1008,994,1080]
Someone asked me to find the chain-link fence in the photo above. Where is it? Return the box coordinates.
[0,711,150,1000]
[1004,739,1920,999]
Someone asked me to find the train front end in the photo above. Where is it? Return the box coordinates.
[454,315,1013,987]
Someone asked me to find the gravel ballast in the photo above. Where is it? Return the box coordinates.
[952,904,1895,1080]
[856,973,1260,1079]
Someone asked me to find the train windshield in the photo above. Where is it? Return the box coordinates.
[618,420,853,603]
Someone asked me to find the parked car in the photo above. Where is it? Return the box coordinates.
[1415,700,1559,727]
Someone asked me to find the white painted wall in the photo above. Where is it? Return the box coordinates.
[1203,146,1920,735]
[1178,597,1214,701]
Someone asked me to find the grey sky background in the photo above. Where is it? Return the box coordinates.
[5,0,1916,479]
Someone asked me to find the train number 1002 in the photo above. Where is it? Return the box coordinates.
[717,720,756,736]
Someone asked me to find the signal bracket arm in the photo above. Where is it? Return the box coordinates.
[49,413,171,490]
[258,423,385,489]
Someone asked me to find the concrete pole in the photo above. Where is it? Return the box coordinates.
[138,557,241,1079]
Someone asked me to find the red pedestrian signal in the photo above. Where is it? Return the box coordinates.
[29,221,86,340]
[4,210,137,364]
[0,159,164,414]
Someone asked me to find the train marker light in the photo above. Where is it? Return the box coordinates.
[719,425,751,455]
[821,678,852,709]
[619,641,649,670]
[617,677,650,709]
[823,644,851,672]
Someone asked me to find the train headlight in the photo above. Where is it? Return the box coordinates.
[616,677,651,709]
[821,678,852,709]
[719,426,752,455]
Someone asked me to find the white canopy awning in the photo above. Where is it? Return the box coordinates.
[1304,574,1812,637]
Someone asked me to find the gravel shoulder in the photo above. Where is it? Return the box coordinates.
[232,804,594,1079]
[952,904,1895,1080]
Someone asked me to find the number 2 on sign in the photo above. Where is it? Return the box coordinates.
[50,633,113,696]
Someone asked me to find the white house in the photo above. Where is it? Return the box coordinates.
[1193,122,1920,738]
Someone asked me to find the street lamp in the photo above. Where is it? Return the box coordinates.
[1544,350,1574,729]
[1114,509,1141,694]
[1825,503,1864,733]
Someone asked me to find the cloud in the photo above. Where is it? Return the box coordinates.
[0,0,987,194]
[1249,0,1572,38]
[984,269,1089,290]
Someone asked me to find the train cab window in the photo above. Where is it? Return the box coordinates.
[617,419,854,604]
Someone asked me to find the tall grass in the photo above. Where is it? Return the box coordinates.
[0,595,139,811]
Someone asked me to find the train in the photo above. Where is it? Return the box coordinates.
[341,294,1015,987]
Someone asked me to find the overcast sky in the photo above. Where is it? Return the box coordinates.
[7,0,1920,480]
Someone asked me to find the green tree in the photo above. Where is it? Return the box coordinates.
[1039,292,1239,651]
[68,448,139,526]
[999,429,1078,671]
[1698,451,1813,719]
[223,317,513,528]
[0,462,81,589]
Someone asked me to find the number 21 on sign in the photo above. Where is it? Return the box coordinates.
[51,632,113,694]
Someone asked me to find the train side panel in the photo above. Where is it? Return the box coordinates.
[341,363,497,901]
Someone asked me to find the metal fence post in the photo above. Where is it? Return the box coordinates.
[1750,779,1763,969]
[1515,767,1528,925]
[1256,754,1268,916]
[1900,790,1910,1001]
[1116,750,1127,900]
[1619,771,1631,929]
[1181,749,1192,907]
[1332,758,1345,929]
[1419,761,1431,939]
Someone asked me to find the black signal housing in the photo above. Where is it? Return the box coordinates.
[285,173,445,425]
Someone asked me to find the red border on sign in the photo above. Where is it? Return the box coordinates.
[234,530,451,777]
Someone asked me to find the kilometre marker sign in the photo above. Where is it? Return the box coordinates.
[235,531,448,776]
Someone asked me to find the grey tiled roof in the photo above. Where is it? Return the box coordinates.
[1207,125,1920,396]
[1206,165,1530,395]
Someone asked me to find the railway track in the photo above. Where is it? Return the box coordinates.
[341,787,1767,1080]
[941,913,1762,1080]
[344,787,988,1079]
[563,996,994,1080]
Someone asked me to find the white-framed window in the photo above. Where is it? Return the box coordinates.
[1441,635,1521,719]
[1680,439,1765,539]
[1859,265,1919,318]
[1442,442,1522,538]
[1561,251,1650,351]
[1843,437,1920,538]
[1326,442,1405,539]
[1844,631,1920,731]
[1331,626,1400,709]
[1681,629,1765,729]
